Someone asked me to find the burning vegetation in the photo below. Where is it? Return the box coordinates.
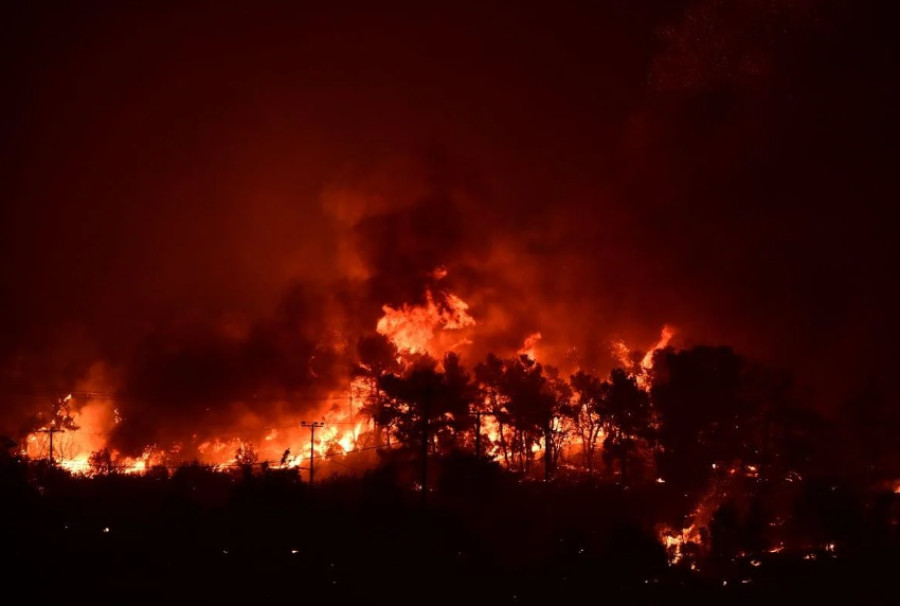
[8,272,900,580]
[3,1,900,600]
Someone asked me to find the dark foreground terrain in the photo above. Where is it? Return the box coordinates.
[3,455,898,605]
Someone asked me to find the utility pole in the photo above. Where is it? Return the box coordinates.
[37,426,65,466]
[300,421,324,485]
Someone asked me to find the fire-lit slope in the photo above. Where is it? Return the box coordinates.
[22,269,676,479]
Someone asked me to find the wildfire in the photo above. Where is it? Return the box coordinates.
[640,325,674,370]
[518,332,542,361]
[26,393,112,468]
[658,481,723,566]
[376,289,475,356]
[19,274,677,486]
[613,325,675,389]
[661,523,704,565]
[23,378,376,479]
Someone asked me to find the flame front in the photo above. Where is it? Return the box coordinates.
[20,278,676,484]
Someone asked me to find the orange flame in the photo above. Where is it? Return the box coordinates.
[376,288,475,355]
[613,325,675,388]
[518,332,542,361]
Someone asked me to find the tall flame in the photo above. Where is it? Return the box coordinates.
[376,289,475,355]
[612,324,675,389]
[518,332,542,361]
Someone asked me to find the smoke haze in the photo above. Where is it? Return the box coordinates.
[2,0,897,444]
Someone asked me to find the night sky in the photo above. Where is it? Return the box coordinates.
[1,0,898,436]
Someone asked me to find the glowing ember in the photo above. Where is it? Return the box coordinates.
[660,523,704,565]
[658,482,722,565]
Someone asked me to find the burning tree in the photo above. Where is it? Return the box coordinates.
[494,356,559,477]
[474,354,511,466]
[356,334,402,447]
[376,353,475,456]
[235,442,259,468]
[564,370,606,471]
[88,448,114,475]
[601,368,655,486]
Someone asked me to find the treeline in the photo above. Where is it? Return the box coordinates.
[2,336,898,598]
[354,335,900,496]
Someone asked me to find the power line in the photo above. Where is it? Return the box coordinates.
[35,427,65,466]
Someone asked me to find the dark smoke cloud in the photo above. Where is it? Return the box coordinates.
[621,0,899,401]
[1,0,897,443]
[110,284,359,451]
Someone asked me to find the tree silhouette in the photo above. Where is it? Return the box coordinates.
[565,371,606,471]
[356,334,402,447]
[474,354,511,466]
[839,379,900,484]
[496,356,558,476]
[651,346,752,492]
[235,441,258,476]
[545,366,572,471]
[356,334,401,377]
[88,448,114,475]
[435,353,478,451]
[376,354,477,455]
[602,368,654,486]
[741,364,821,482]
